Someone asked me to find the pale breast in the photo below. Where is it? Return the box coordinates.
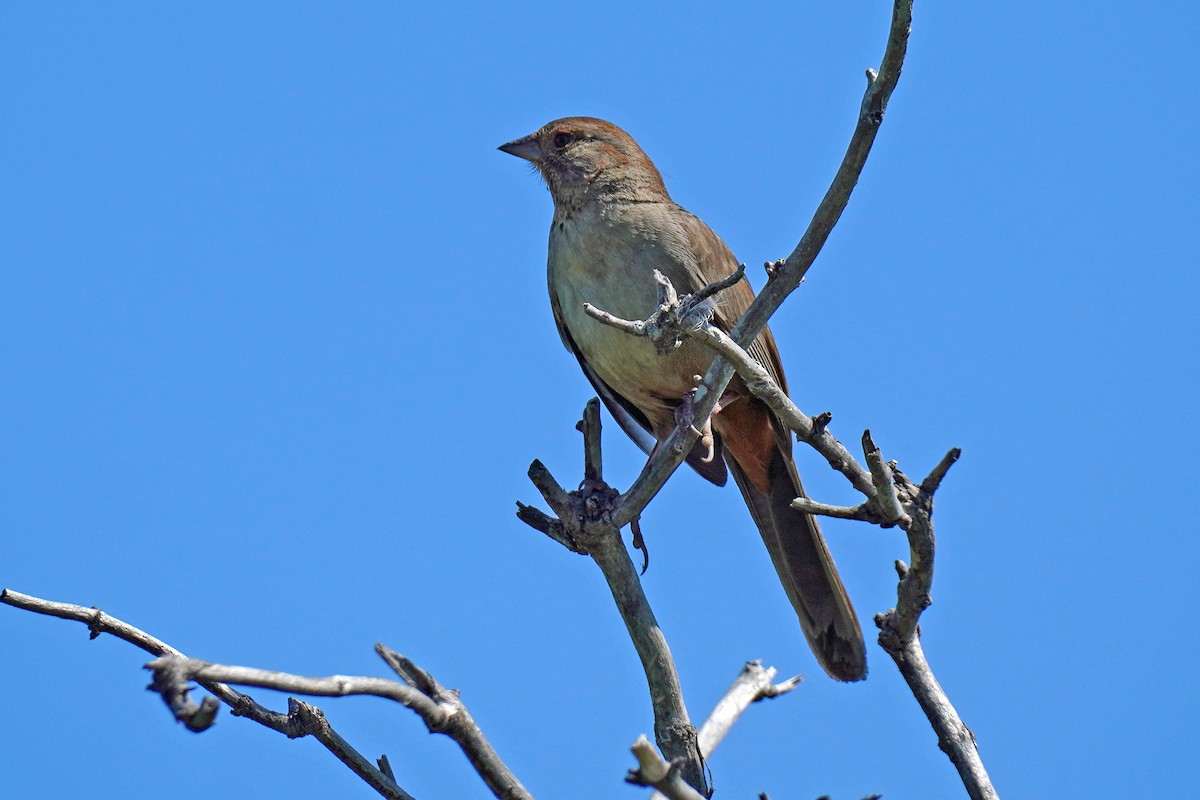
[548,201,717,431]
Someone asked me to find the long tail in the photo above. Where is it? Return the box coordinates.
[719,402,867,682]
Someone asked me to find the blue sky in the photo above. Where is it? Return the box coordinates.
[3,2,1197,798]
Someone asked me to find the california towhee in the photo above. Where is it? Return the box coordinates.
[500,117,866,681]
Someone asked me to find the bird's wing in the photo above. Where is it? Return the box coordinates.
[677,208,790,399]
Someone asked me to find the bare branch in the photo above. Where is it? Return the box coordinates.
[380,643,536,800]
[627,736,708,800]
[687,323,875,497]
[287,699,418,800]
[585,511,706,794]
[696,661,800,758]
[146,655,221,731]
[862,431,910,527]
[644,662,806,799]
[514,501,577,551]
[767,0,913,297]
[527,459,573,520]
[880,469,935,643]
[1,590,413,800]
[376,643,441,695]
[144,651,534,800]
[583,303,645,336]
[921,447,962,495]
[516,404,707,795]
[145,656,435,710]
[789,496,879,522]
[641,661,800,800]
[577,397,604,483]
[875,626,996,800]
[872,460,998,800]
[690,263,746,305]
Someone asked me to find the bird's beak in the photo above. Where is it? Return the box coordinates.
[498,134,543,162]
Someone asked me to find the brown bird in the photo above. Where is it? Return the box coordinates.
[500,117,866,681]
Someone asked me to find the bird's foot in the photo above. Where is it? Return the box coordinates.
[676,386,716,463]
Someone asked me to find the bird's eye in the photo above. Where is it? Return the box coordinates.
[552,131,574,149]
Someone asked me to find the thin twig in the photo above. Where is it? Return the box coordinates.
[643,661,800,800]
[583,303,644,336]
[527,459,573,520]
[863,431,909,527]
[697,661,800,757]
[789,496,879,522]
[287,699,417,800]
[688,324,875,496]
[921,448,962,494]
[689,263,747,305]
[0,590,412,800]
[144,650,534,800]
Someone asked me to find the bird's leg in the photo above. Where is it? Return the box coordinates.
[674,376,739,464]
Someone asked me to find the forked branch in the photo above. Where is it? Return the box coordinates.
[0,589,530,800]
[517,400,708,795]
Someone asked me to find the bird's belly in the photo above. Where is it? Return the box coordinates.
[550,231,714,430]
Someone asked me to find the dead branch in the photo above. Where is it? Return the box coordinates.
[625,282,993,796]
[0,589,534,800]
[627,736,709,800]
[874,456,997,800]
[518,400,708,795]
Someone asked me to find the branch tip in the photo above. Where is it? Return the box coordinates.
[765,674,804,697]
[691,263,746,305]
[579,398,604,483]
[921,447,962,494]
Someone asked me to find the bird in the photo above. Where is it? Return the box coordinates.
[499,117,866,681]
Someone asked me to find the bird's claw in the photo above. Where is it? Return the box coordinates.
[676,388,716,463]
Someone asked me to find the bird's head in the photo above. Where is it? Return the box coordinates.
[499,117,669,210]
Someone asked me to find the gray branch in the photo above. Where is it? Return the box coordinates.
[517,403,708,795]
[683,322,875,497]
[0,589,413,800]
[683,308,996,798]
[695,661,801,758]
[874,455,997,800]
[863,431,910,527]
[702,322,991,796]
[642,663,799,800]
[627,737,709,800]
[143,646,533,800]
